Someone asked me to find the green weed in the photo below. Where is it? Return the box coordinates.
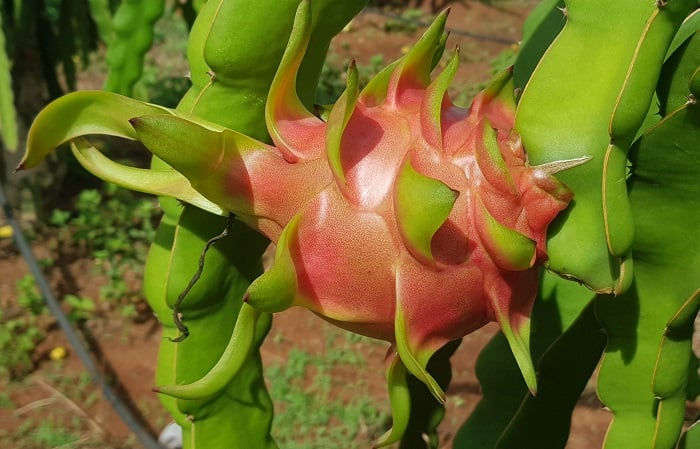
[384,8,429,34]
[64,294,96,323]
[266,329,390,448]
[15,273,45,315]
[316,53,386,105]
[50,182,160,318]
[0,392,15,408]
[0,275,47,379]
[490,46,518,75]
[33,421,79,447]
[6,415,97,448]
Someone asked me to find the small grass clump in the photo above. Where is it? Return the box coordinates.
[267,328,391,449]
[49,182,160,319]
[0,275,47,379]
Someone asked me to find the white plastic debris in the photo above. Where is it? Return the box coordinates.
[158,422,183,449]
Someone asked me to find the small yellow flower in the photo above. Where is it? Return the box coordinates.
[0,225,12,238]
[49,346,67,361]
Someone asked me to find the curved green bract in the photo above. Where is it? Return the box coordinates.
[390,9,449,92]
[495,294,604,449]
[375,355,410,448]
[595,26,700,449]
[394,305,446,404]
[70,138,223,215]
[103,0,165,95]
[454,270,597,449]
[476,197,536,272]
[245,215,301,313]
[422,48,459,148]
[129,113,266,219]
[515,0,694,294]
[20,89,236,214]
[397,339,460,449]
[491,298,537,396]
[376,343,460,449]
[394,158,458,265]
[20,90,171,169]
[155,303,261,400]
[326,61,360,186]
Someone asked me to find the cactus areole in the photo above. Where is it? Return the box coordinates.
[20,4,587,443]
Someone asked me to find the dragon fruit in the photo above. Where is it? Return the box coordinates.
[128,8,580,402]
[20,5,585,445]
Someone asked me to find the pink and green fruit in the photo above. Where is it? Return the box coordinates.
[125,9,585,401]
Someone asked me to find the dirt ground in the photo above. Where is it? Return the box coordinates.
[2,1,693,448]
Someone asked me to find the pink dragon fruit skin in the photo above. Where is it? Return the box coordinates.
[131,7,575,409]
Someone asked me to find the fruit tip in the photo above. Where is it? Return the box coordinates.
[436,392,447,405]
[433,7,450,26]
[528,384,538,397]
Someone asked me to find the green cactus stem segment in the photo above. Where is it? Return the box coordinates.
[515,0,695,294]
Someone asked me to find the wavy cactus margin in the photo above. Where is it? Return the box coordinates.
[16,0,700,448]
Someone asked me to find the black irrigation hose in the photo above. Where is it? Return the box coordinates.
[0,183,164,449]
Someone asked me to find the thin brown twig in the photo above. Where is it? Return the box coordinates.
[30,375,105,436]
[13,397,58,415]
